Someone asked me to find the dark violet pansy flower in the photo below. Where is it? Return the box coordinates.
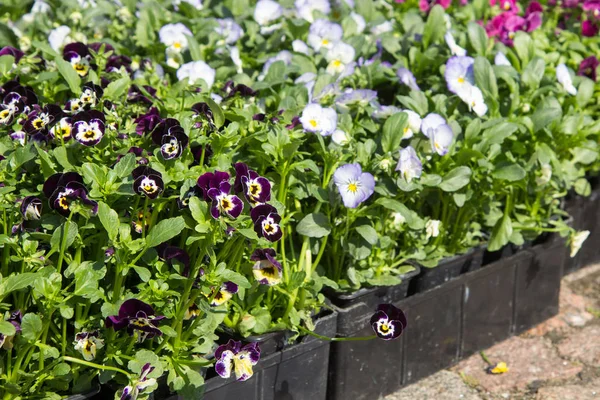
[88,42,115,54]
[132,166,164,199]
[116,147,149,166]
[285,115,301,130]
[579,56,599,81]
[127,85,156,105]
[73,331,104,361]
[207,181,244,219]
[151,118,189,160]
[191,145,213,166]
[210,282,239,306]
[0,46,24,63]
[72,110,105,146]
[80,83,103,109]
[134,107,162,136]
[157,244,190,275]
[20,196,42,220]
[582,20,599,37]
[0,81,36,126]
[42,172,98,216]
[370,304,407,340]
[234,162,272,206]
[22,104,63,136]
[0,310,22,350]
[215,340,261,382]
[197,170,230,200]
[223,81,258,98]
[250,204,282,242]
[106,299,165,342]
[250,248,282,286]
[120,363,157,400]
[63,42,92,77]
[106,54,132,73]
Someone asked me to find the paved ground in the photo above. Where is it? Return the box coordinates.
[385,264,600,400]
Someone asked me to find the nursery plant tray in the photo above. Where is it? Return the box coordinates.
[327,236,565,400]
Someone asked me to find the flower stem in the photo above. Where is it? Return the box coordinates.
[62,356,131,377]
[56,211,74,275]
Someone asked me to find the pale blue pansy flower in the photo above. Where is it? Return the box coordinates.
[444,56,475,96]
[299,103,338,136]
[326,42,356,75]
[396,146,422,183]
[333,163,375,208]
[176,61,216,88]
[307,19,343,51]
[402,110,422,140]
[295,0,331,22]
[421,114,454,156]
[494,52,511,66]
[397,68,421,91]
[444,32,467,56]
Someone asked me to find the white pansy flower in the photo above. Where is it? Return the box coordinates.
[392,212,406,228]
[495,52,511,66]
[174,0,204,9]
[570,230,590,257]
[292,40,310,55]
[215,18,244,45]
[556,63,577,95]
[48,26,72,52]
[370,21,393,35]
[166,47,184,69]
[426,220,441,240]
[307,19,343,51]
[259,50,292,80]
[402,110,422,140]
[536,164,552,186]
[396,146,422,182]
[177,61,216,88]
[159,23,192,52]
[350,12,366,34]
[299,103,338,136]
[444,32,467,57]
[326,42,355,75]
[332,129,349,145]
[295,0,331,22]
[254,0,283,26]
[458,85,488,117]
[31,1,50,13]
[230,46,243,73]
[211,93,223,104]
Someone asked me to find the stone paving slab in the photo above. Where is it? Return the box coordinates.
[557,324,600,367]
[535,379,600,400]
[383,371,482,400]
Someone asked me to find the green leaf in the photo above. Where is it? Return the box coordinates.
[474,56,498,98]
[531,97,562,132]
[55,58,82,96]
[50,220,78,251]
[188,196,207,224]
[521,57,545,90]
[577,78,595,107]
[219,270,252,289]
[381,112,408,153]
[20,314,43,342]
[355,225,378,245]
[0,23,18,47]
[465,118,481,141]
[374,198,424,230]
[203,96,224,128]
[53,363,71,376]
[133,266,151,282]
[53,147,74,170]
[0,320,16,336]
[296,213,331,238]
[103,76,131,100]
[513,31,533,65]
[574,178,591,196]
[97,202,119,242]
[492,164,526,181]
[161,326,178,337]
[439,166,471,192]
[422,5,446,49]
[81,163,107,187]
[145,217,186,248]
[288,271,306,291]
[488,214,512,252]
[0,55,14,75]
[250,308,272,334]
[59,305,74,319]
[467,22,488,56]
[113,153,136,178]
[186,34,202,61]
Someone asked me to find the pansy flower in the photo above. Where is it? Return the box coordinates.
[578,56,599,81]
[0,46,24,63]
[0,311,22,350]
[132,209,151,235]
[326,42,356,76]
[370,304,407,340]
[157,244,190,275]
[117,147,150,166]
[120,363,157,400]
[184,303,202,320]
[250,204,283,242]
[402,110,422,140]
[43,172,98,216]
[299,103,337,136]
[421,114,454,156]
[397,68,421,91]
[177,61,216,88]
[73,331,104,361]
[79,83,103,109]
[191,102,215,127]
[223,81,258,98]
[197,170,230,200]
[151,118,189,160]
[134,107,161,136]
[72,110,105,146]
[207,181,244,219]
[20,196,42,220]
[127,85,157,105]
[64,97,84,114]
[159,23,192,53]
[396,146,423,183]
[556,63,577,95]
[22,104,63,137]
[333,164,375,209]
[490,0,517,11]
[106,299,165,342]
[63,42,92,76]
[210,282,239,306]
[307,19,342,51]
[214,18,244,45]
[250,248,282,286]
[495,52,511,66]
[445,56,475,96]
[106,54,132,74]
[234,162,272,206]
[0,81,37,126]
[215,340,261,382]
[132,166,164,199]
[49,117,74,142]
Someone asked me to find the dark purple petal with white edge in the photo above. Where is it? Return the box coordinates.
[120,385,133,400]
[20,196,42,220]
[223,281,239,294]
[243,175,271,205]
[215,350,235,379]
[242,342,261,364]
[370,304,407,340]
[133,172,164,199]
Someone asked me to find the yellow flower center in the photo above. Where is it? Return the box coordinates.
[220,198,232,210]
[321,39,329,46]
[309,119,318,128]
[264,223,274,233]
[503,1,511,10]
[457,77,465,84]
[379,323,390,333]
[249,183,261,196]
[173,41,182,49]
[348,183,358,193]
[333,60,342,67]
[59,197,70,210]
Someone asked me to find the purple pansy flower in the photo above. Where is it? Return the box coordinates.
[210,282,239,306]
[106,299,165,342]
[127,85,156,105]
[72,110,105,146]
[134,107,161,136]
[42,172,98,216]
[215,340,261,381]
[79,83,103,109]
[120,363,157,400]
[151,118,189,160]
[445,56,475,96]
[397,67,420,91]
[250,248,282,286]
[63,42,92,77]
[250,204,283,242]
[223,81,258,98]
[22,104,63,137]
[0,311,22,350]
[207,181,244,219]
[582,20,599,37]
[0,46,24,63]
[106,54,132,73]
[197,171,230,201]
[132,166,164,199]
[20,196,42,221]
[370,304,407,340]
[333,163,375,208]
[157,244,190,275]
[579,56,599,81]
[234,162,272,206]
[49,117,74,142]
